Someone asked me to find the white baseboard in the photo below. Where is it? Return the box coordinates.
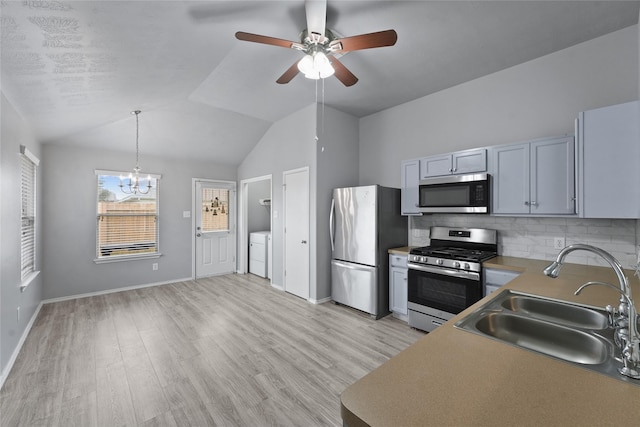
[309,296,332,305]
[0,301,43,391]
[270,282,284,291]
[42,277,193,304]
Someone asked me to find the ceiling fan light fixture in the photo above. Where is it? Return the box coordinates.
[297,51,334,80]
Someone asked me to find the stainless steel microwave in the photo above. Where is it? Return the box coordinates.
[418,173,490,214]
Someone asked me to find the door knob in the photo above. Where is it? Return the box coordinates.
[196,233,202,237]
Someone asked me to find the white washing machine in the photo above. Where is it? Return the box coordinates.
[250,231,270,278]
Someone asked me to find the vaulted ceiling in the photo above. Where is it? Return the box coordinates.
[2,1,638,164]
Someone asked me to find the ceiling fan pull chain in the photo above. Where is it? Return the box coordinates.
[321,76,325,140]
[315,77,319,141]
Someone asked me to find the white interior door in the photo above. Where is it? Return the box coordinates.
[283,167,310,299]
[195,180,236,278]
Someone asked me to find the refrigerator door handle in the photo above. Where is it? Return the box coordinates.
[329,198,335,252]
[332,259,374,271]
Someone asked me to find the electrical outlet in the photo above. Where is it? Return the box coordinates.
[553,237,565,250]
[152,263,158,271]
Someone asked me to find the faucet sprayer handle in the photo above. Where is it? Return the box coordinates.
[575,281,634,305]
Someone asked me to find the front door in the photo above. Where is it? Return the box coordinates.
[195,180,236,278]
[283,167,310,299]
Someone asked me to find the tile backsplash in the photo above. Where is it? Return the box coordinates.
[410,215,640,271]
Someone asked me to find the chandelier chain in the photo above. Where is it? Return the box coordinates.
[134,110,141,171]
[120,110,151,195]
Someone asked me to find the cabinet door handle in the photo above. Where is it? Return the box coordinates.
[531,201,538,206]
[524,201,530,206]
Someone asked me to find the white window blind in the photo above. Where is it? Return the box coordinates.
[20,146,39,282]
[96,172,160,260]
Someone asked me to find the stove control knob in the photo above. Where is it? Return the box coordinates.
[421,256,427,263]
[464,263,471,270]
[453,261,461,268]
[436,259,443,265]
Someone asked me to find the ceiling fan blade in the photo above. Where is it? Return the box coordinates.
[235,31,299,49]
[334,29,398,53]
[276,61,301,84]
[305,0,327,42]
[330,57,358,87]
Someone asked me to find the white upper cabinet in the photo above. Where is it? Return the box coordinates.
[400,159,421,216]
[577,101,640,218]
[492,143,530,214]
[420,148,487,178]
[492,136,575,215]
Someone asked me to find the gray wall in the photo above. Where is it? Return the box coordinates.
[237,103,359,301]
[359,25,639,188]
[41,144,236,299]
[357,24,640,271]
[1,94,43,380]
[314,107,359,301]
[237,104,317,290]
[247,179,271,233]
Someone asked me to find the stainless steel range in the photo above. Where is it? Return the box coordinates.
[407,226,497,332]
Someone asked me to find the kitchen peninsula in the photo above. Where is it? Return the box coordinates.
[341,257,640,426]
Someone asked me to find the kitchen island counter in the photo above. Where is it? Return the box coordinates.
[341,259,640,426]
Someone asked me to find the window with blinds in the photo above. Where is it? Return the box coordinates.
[20,146,39,283]
[96,172,159,260]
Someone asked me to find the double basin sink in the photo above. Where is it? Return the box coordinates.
[454,289,638,386]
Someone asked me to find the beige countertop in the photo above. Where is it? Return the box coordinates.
[341,257,640,426]
[387,246,415,255]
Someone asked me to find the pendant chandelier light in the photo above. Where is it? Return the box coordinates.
[119,110,152,195]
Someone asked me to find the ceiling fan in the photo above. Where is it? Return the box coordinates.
[235,0,397,87]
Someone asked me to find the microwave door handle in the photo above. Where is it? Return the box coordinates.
[329,198,335,252]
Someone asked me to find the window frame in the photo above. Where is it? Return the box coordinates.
[20,145,40,290]
[94,169,162,264]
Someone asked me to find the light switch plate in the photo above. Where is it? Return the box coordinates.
[183,211,191,218]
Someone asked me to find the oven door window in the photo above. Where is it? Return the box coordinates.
[408,269,482,314]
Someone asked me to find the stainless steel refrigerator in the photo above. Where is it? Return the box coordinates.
[330,185,408,319]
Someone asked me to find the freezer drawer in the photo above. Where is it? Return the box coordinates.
[331,259,378,316]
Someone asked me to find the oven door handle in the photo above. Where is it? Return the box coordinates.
[408,262,480,281]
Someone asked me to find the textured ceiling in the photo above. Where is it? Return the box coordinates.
[1,1,638,165]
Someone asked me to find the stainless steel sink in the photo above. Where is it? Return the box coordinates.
[474,312,611,365]
[500,294,609,330]
[454,289,640,386]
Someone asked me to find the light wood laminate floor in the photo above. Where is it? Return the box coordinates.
[1,274,424,426]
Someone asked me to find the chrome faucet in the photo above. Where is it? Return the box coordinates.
[544,244,640,379]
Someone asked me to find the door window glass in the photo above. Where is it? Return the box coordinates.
[201,188,229,232]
